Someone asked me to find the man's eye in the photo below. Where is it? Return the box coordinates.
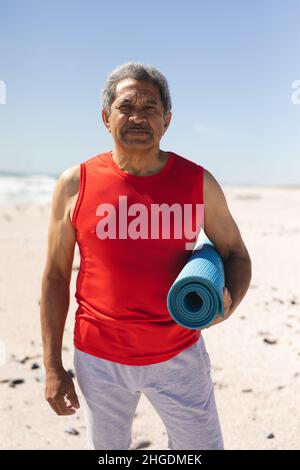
[117,105,156,113]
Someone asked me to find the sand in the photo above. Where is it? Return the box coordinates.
[0,186,299,449]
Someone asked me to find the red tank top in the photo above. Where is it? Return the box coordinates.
[72,151,204,365]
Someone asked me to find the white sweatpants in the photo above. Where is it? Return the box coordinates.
[73,334,224,450]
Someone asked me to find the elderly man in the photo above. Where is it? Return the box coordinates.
[40,62,251,450]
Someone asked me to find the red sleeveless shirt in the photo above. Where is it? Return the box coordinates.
[72,151,204,365]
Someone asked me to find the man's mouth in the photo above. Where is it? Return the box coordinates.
[125,128,150,134]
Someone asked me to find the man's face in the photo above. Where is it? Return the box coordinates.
[102,78,172,151]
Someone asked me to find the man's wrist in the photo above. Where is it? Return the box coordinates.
[44,357,64,373]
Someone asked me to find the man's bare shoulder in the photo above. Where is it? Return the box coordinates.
[57,165,81,198]
[203,168,225,203]
[203,168,250,259]
[50,165,81,224]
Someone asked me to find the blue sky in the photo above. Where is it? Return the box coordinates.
[0,0,299,185]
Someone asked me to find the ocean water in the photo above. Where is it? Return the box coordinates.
[0,171,57,204]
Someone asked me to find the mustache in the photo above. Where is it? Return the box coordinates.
[123,125,151,133]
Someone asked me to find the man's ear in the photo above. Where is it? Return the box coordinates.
[163,111,172,134]
[102,108,111,133]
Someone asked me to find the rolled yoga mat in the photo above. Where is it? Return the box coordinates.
[167,239,225,329]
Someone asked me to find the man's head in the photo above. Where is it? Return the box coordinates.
[101,62,172,151]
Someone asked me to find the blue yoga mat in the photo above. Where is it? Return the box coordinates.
[167,239,225,329]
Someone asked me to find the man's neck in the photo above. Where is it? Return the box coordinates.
[111,147,169,176]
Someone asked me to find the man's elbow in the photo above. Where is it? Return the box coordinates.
[227,245,252,282]
[229,240,251,263]
[41,266,72,285]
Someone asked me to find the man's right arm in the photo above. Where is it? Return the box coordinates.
[40,165,80,415]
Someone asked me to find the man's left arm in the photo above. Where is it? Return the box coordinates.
[202,169,252,327]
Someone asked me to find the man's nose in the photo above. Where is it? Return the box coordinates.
[128,110,147,123]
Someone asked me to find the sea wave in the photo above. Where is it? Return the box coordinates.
[0,172,57,203]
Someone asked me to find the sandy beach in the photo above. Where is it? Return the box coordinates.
[0,185,299,450]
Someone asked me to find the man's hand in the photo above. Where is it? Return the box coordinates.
[45,367,80,416]
[203,286,233,329]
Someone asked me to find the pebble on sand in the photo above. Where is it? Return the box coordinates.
[19,354,42,364]
[64,427,80,436]
[9,379,25,388]
[263,338,278,345]
[134,440,152,449]
[31,362,40,370]
[67,369,75,378]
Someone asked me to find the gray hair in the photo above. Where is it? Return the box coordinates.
[102,62,172,117]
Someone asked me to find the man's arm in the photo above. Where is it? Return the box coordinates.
[203,169,252,327]
[40,165,80,415]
